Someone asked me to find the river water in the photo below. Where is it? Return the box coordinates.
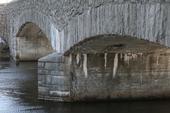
[1,54,170,113]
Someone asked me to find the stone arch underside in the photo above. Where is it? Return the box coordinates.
[15,22,54,61]
[9,10,63,60]
[64,34,168,56]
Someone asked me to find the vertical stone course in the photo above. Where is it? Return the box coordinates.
[0,5,7,39]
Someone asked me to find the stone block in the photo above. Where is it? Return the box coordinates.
[38,86,49,96]
[38,69,50,75]
[51,76,70,86]
[51,85,70,91]
[45,62,57,70]
[38,62,45,68]
[49,90,70,97]
[51,70,65,76]
[39,52,65,63]
[46,75,52,84]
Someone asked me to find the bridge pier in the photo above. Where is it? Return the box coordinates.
[38,50,170,102]
[38,52,71,101]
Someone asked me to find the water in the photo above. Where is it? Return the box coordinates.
[1,54,170,113]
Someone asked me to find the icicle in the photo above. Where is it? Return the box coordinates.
[83,54,88,78]
[113,53,118,78]
[124,53,129,64]
[138,53,143,56]
[156,55,159,65]
[132,53,137,60]
[140,74,143,85]
[124,54,127,62]
[104,53,107,69]
[120,53,123,59]
[76,53,80,65]
[68,54,72,65]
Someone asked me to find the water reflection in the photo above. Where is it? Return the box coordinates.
[1,54,170,113]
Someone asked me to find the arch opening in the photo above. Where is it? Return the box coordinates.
[16,22,54,61]
[64,34,168,55]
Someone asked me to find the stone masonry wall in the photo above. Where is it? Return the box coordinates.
[38,53,71,102]
[0,5,7,39]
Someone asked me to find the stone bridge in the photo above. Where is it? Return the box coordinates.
[1,0,170,101]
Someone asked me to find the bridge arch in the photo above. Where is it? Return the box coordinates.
[64,34,167,56]
[15,22,54,61]
[9,10,63,60]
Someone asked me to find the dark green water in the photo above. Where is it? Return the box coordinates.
[1,54,170,113]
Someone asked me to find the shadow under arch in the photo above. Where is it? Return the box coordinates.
[16,22,54,61]
[64,34,168,56]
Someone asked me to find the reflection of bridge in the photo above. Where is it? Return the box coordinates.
[1,0,170,101]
